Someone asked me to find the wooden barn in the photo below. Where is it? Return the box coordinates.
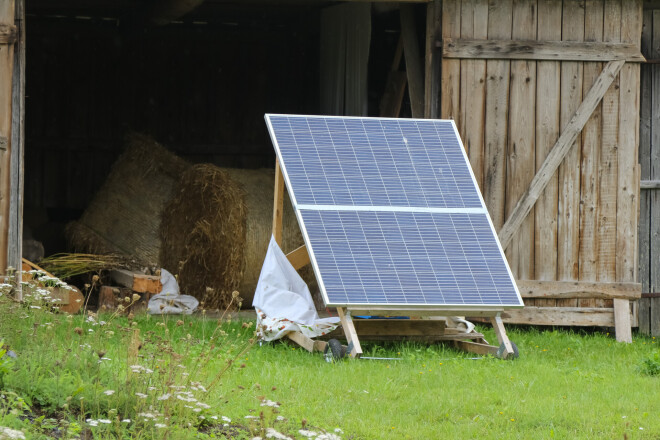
[0,0,656,341]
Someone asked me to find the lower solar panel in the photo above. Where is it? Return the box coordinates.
[299,209,522,308]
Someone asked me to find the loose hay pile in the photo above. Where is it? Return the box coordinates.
[66,134,189,266]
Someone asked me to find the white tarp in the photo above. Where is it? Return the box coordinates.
[253,236,340,341]
[148,268,199,315]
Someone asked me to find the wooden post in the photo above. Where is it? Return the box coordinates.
[424,0,442,119]
[0,1,16,276]
[9,0,23,298]
[272,159,285,245]
[337,307,363,358]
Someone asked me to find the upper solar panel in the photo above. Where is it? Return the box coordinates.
[267,115,482,209]
[265,114,523,309]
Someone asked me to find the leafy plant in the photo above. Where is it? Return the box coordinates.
[639,351,660,376]
[0,340,11,390]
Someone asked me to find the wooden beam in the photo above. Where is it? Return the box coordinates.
[641,179,660,189]
[498,60,625,250]
[272,160,285,245]
[8,0,23,289]
[337,307,362,358]
[286,244,310,270]
[453,340,498,356]
[0,24,16,44]
[400,4,425,118]
[516,280,642,300]
[109,269,162,294]
[440,38,645,62]
[613,298,633,342]
[502,306,617,326]
[423,0,441,118]
[0,3,15,276]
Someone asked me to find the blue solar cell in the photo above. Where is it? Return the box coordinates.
[268,115,482,208]
[265,114,522,309]
[299,210,520,307]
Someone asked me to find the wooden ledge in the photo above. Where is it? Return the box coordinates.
[516,280,642,300]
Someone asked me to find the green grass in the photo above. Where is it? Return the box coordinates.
[1,282,660,439]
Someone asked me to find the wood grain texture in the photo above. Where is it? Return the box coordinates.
[0,1,15,275]
[534,0,562,307]
[557,0,584,308]
[401,4,425,118]
[578,0,605,308]
[650,10,660,295]
[597,0,622,291]
[483,0,513,230]
[424,0,442,118]
[516,279,641,299]
[505,0,537,280]
[272,160,285,245]
[459,0,488,188]
[441,0,461,121]
[502,306,617,326]
[441,38,645,61]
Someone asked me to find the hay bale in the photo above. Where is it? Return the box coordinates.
[159,164,247,310]
[160,166,318,310]
[66,134,189,265]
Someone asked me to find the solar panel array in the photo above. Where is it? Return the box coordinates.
[266,114,523,309]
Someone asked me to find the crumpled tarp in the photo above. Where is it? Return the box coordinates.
[148,268,199,314]
[253,236,340,341]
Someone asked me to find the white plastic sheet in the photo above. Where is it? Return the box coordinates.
[148,268,199,315]
[253,236,340,341]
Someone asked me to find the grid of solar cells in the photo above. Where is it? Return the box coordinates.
[301,209,520,307]
[268,115,482,209]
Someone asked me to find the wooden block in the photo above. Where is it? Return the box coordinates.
[502,306,616,327]
[98,285,119,311]
[613,298,632,343]
[109,269,162,294]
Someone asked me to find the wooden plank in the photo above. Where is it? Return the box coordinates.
[441,38,645,62]
[109,269,163,294]
[534,0,562,308]
[505,0,536,281]
[401,4,425,118]
[490,314,514,357]
[617,0,642,284]
[337,307,362,358]
[459,0,488,188]
[453,340,499,356]
[0,2,15,275]
[483,0,513,229]
[650,10,660,295]
[348,308,502,317]
[638,297,651,334]
[516,279,642,299]
[440,0,461,121]
[652,297,660,335]
[286,331,316,353]
[380,37,406,117]
[498,60,625,250]
[8,0,23,289]
[424,0,442,118]
[351,319,447,337]
[556,0,585,306]
[286,244,310,270]
[578,0,605,308]
[502,306,617,326]
[597,0,623,296]
[641,180,660,188]
[272,160,285,245]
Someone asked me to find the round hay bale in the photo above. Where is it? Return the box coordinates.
[159,164,247,310]
[160,166,319,310]
[66,133,189,265]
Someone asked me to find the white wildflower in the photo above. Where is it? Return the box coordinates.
[86,419,99,427]
[29,306,41,309]
[148,386,157,391]
[98,419,112,424]
[157,394,171,401]
[276,416,285,422]
[334,428,343,434]
[193,408,202,413]
[265,428,288,439]
[221,416,231,423]
[316,433,341,440]
[244,415,259,419]
[138,412,156,419]
[195,402,211,409]
[122,419,131,423]
[135,393,148,399]
[260,399,280,408]
[299,430,317,438]
[103,390,115,396]
[154,423,167,429]
[0,427,26,439]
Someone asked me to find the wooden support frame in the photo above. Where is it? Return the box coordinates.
[270,159,518,359]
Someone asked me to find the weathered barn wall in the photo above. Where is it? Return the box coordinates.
[639,4,660,336]
[440,0,643,334]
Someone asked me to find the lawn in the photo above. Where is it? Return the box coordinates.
[1,280,660,439]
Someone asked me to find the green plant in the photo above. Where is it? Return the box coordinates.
[639,351,660,376]
[0,340,10,390]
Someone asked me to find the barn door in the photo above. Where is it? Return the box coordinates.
[639,6,660,336]
[439,0,643,342]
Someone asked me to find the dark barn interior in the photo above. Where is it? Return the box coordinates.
[24,0,410,256]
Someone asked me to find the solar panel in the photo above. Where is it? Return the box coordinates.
[266,114,523,310]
